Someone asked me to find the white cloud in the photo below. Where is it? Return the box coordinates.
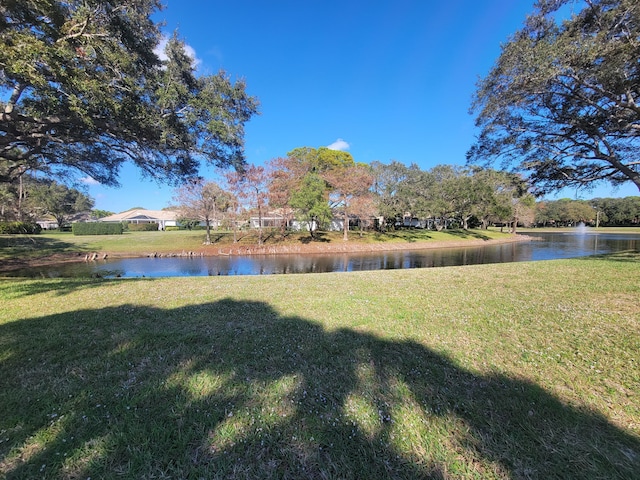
[153,37,169,61]
[327,138,350,151]
[80,176,100,185]
[154,35,202,69]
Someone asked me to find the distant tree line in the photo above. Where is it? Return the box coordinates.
[4,154,638,237]
[536,197,640,227]
[171,148,541,240]
[370,162,535,233]
[173,148,640,242]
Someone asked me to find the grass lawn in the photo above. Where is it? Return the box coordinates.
[0,252,639,479]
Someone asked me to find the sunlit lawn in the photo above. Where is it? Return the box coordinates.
[1,252,638,479]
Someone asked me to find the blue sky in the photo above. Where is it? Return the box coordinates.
[86,0,639,212]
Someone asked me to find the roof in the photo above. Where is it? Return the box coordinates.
[99,209,178,222]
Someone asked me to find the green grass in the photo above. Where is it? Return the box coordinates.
[1,253,639,479]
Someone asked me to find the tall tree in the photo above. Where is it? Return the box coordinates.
[469,0,640,194]
[91,209,115,220]
[535,199,596,226]
[173,180,228,244]
[287,147,355,173]
[590,196,640,225]
[400,167,435,225]
[349,193,378,236]
[0,2,259,186]
[289,172,331,238]
[29,180,94,228]
[431,166,495,230]
[511,194,536,233]
[473,169,530,230]
[371,161,414,229]
[266,156,302,234]
[324,165,374,241]
[486,172,534,233]
[226,165,270,246]
[423,165,459,230]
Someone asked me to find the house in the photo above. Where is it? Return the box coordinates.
[36,219,59,230]
[99,209,179,230]
[248,209,364,233]
[248,208,296,230]
[36,211,93,230]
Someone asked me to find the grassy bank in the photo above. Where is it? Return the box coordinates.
[0,228,511,268]
[1,253,638,479]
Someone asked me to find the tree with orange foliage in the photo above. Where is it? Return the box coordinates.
[323,165,375,241]
[226,165,271,246]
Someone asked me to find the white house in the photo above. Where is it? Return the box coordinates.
[35,219,59,230]
[249,209,352,233]
[99,209,179,230]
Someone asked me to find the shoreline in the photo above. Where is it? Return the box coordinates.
[0,234,534,273]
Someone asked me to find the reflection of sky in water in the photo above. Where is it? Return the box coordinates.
[5,233,639,278]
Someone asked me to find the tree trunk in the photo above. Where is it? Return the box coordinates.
[55,214,66,230]
[257,205,263,246]
[308,218,315,239]
[343,209,349,241]
[17,174,23,220]
[204,217,211,244]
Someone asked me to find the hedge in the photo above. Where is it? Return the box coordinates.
[0,221,42,234]
[126,222,159,232]
[72,222,123,235]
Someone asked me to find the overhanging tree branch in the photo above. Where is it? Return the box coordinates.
[0,1,259,186]
[469,0,640,193]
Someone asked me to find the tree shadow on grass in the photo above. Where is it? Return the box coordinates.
[299,232,330,244]
[1,299,638,479]
[0,278,157,300]
[0,235,90,272]
[0,235,79,252]
[380,229,433,243]
[581,250,640,264]
[444,229,493,241]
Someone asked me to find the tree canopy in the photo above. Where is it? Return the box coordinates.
[289,172,331,238]
[173,179,231,244]
[535,198,597,226]
[29,179,94,228]
[469,0,640,194]
[0,1,259,186]
[324,164,374,240]
[287,147,355,173]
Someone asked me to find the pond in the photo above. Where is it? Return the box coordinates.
[4,230,639,279]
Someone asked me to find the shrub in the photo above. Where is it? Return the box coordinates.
[72,222,123,235]
[0,221,42,234]
[127,222,159,231]
[165,226,181,231]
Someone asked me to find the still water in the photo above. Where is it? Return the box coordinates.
[5,231,639,278]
